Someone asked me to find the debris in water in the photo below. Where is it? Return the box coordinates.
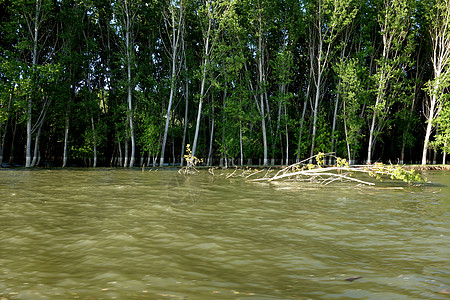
[345,276,362,282]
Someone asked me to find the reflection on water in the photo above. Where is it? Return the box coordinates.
[0,169,449,299]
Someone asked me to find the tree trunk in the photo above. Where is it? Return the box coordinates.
[343,102,352,163]
[367,108,377,164]
[330,91,340,156]
[192,0,218,158]
[285,105,289,166]
[274,93,282,158]
[30,125,41,167]
[310,73,321,158]
[172,136,176,166]
[221,89,227,166]
[62,115,69,167]
[161,2,183,166]
[207,110,214,166]
[161,81,175,166]
[180,77,189,167]
[239,122,243,166]
[296,85,310,162]
[259,87,268,165]
[192,61,207,157]
[91,115,97,167]
[422,0,450,165]
[258,21,268,165]
[124,139,129,167]
[26,0,41,168]
[309,12,324,159]
[422,93,438,165]
[126,18,135,168]
[367,80,385,164]
[207,93,215,166]
[119,0,136,168]
[31,97,50,167]
[127,89,135,168]
[443,143,447,164]
[118,141,123,167]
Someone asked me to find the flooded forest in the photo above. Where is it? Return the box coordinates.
[1,0,450,167]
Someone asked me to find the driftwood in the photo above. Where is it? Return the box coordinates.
[215,153,425,186]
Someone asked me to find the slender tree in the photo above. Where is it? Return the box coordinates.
[334,57,365,163]
[114,0,142,167]
[306,0,357,158]
[421,0,450,164]
[160,0,185,166]
[366,0,414,164]
[191,0,233,157]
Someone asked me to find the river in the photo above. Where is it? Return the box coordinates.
[0,168,449,299]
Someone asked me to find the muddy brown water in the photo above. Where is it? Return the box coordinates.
[0,169,449,299]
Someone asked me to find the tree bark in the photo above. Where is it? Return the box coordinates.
[207,99,214,166]
[161,1,184,166]
[90,115,97,167]
[191,7,211,157]
[125,2,135,167]
[62,115,69,167]
[180,75,189,167]
[422,0,450,165]
[124,139,129,167]
[26,0,41,168]
[257,14,268,165]
[296,79,310,162]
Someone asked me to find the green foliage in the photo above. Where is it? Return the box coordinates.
[365,162,425,183]
[431,95,450,154]
[335,56,366,159]
[0,0,447,168]
[137,113,162,156]
[313,110,332,153]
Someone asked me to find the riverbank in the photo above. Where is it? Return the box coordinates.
[403,165,450,171]
[2,161,450,171]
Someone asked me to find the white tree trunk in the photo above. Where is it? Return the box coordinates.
[63,115,69,167]
[192,61,207,157]
[118,141,123,167]
[123,139,129,167]
[239,121,243,165]
[26,0,41,168]
[125,8,135,168]
[284,105,289,166]
[180,77,189,167]
[207,108,214,166]
[91,115,97,167]
[367,107,377,164]
[422,92,438,165]
[258,24,268,165]
[296,89,309,162]
[30,124,42,167]
[330,92,340,160]
[310,74,321,158]
[161,3,183,166]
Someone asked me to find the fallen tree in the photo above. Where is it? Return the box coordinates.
[210,153,425,186]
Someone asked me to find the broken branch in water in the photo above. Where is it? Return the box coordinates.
[219,153,425,186]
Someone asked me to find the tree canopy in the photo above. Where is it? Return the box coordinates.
[0,0,449,167]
